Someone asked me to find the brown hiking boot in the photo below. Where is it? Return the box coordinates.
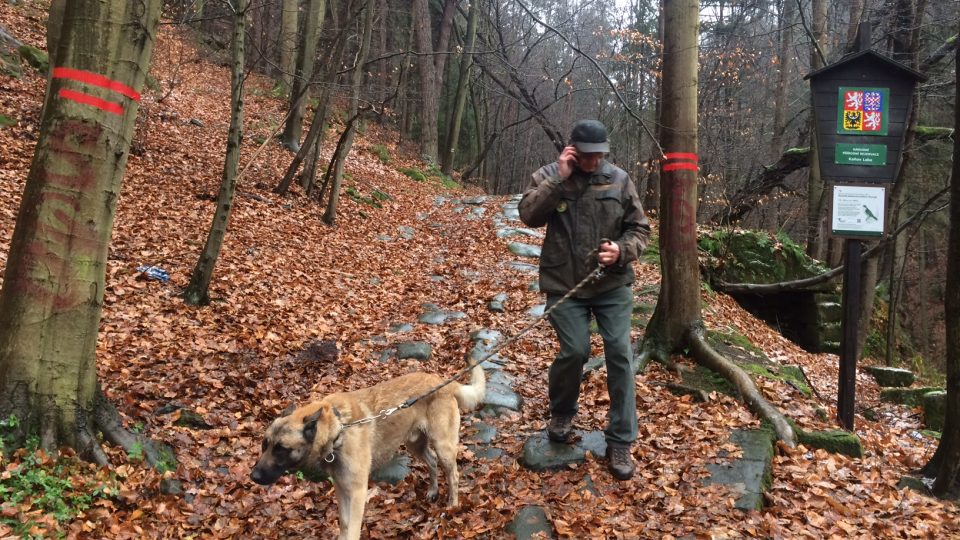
[547,415,574,442]
[606,445,636,480]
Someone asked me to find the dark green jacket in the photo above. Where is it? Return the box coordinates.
[519,160,651,298]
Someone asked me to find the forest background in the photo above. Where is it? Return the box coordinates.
[0,0,959,537]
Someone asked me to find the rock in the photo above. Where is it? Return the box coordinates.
[922,390,946,431]
[519,431,606,471]
[395,341,432,361]
[897,475,933,496]
[508,262,538,274]
[175,409,212,430]
[397,226,415,240]
[527,304,546,317]
[386,322,414,334]
[371,454,411,485]
[496,227,544,239]
[462,195,488,205]
[17,44,47,72]
[507,505,554,539]
[703,429,775,511]
[483,380,523,412]
[796,429,864,458]
[160,478,184,496]
[864,366,915,388]
[508,242,541,259]
[488,292,508,313]
[880,387,943,407]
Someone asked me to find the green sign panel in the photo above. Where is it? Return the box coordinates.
[835,143,887,166]
[837,87,889,136]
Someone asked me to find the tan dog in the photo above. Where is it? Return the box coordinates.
[250,363,486,540]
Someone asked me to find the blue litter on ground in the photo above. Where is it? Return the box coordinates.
[137,265,170,282]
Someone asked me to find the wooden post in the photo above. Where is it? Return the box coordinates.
[838,239,862,430]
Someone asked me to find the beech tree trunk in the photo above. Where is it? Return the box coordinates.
[183,0,249,306]
[642,0,701,359]
[279,0,299,93]
[440,0,479,175]
[281,0,325,152]
[322,0,376,225]
[926,26,960,498]
[0,0,163,461]
[805,0,828,260]
[412,0,439,161]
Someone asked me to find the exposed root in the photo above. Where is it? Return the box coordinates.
[94,388,176,470]
[686,324,797,447]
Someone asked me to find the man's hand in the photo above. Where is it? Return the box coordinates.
[557,145,579,178]
[598,241,620,266]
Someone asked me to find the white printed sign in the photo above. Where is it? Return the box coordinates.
[831,184,886,237]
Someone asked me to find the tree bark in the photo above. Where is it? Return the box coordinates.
[642,0,701,360]
[322,0,376,225]
[805,0,828,260]
[440,0,479,175]
[769,0,795,160]
[281,0,325,152]
[928,22,960,498]
[0,0,163,460]
[183,0,249,306]
[279,0,299,93]
[412,0,439,161]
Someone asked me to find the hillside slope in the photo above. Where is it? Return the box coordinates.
[1,4,957,538]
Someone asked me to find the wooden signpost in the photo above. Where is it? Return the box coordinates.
[805,24,926,431]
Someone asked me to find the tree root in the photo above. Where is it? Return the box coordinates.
[93,388,177,471]
[686,324,797,447]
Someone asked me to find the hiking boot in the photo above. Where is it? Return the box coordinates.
[547,415,574,442]
[606,445,636,480]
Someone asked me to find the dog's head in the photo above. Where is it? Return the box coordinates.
[250,401,339,485]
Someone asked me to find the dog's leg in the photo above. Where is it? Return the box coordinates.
[430,406,461,508]
[335,472,369,540]
[408,432,439,500]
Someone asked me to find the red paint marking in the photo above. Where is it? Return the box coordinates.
[58,89,124,115]
[663,162,699,172]
[53,67,140,101]
[664,152,698,162]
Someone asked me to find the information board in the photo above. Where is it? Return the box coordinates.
[831,184,886,238]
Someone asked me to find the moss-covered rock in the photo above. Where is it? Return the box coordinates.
[796,429,864,458]
[699,229,828,286]
[922,390,946,431]
[864,366,915,388]
[880,387,943,408]
[17,44,47,72]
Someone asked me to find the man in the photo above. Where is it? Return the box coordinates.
[519,119,651,480]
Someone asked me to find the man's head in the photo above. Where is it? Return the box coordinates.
[569,120,609,173]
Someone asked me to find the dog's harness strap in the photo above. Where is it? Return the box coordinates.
[340,264,606,429]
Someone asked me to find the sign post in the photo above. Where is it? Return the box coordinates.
[805,24,926,431]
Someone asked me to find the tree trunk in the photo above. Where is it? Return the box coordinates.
[0,0,163,461]
[322,0,375,225]
[643,0,665,215]
[440,0,479,176]
[769,0,795,160]
[281,0,325,152]
[926,15,960,498]
[642,0,701,360]
[805,0,827,259]
[412,0,439,161]
[183,0,249,306]
[279,0,299,93]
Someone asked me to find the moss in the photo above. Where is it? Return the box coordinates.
[0,114,15,128]
[17,44,47,72]
[398,166,427,182]
[698,229,828,286]
[708,328,763,356]
[880,387,943,407]
[372,144,391,164]
[681,365,736,396]
[796,428,864,458]
[640,236,660,265]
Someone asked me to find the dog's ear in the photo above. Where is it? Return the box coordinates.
[302,408,324,443]
[281,403,296,417]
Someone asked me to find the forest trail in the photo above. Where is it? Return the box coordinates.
[0,4,958,538]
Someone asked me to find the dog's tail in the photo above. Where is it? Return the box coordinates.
[454,362,486,410]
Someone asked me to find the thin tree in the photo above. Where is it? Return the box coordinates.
[440,0,479,175]
[0,0,168,463]
[280,0,325,152]
[321,0,376,224]
[923,26,960,498]
[640,0,795,445]
[183,0,250,306]
[412,0,440,161]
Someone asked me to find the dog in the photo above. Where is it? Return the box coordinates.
[250,362,486,540]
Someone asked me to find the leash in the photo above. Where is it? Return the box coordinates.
[338,262,607,429]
